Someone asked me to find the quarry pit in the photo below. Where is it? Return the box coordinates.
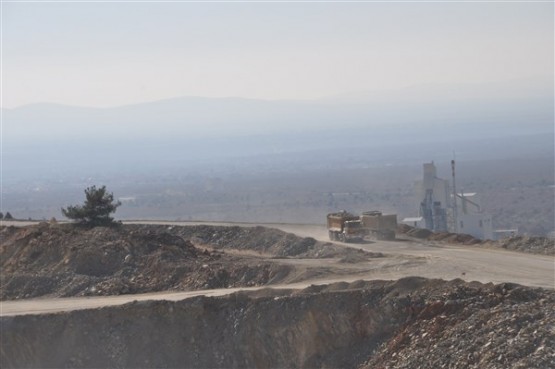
[1,222,554,368]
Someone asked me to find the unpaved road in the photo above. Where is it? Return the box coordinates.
[0,284,296,317]
[128,220,554,289]
[1,220,553,317]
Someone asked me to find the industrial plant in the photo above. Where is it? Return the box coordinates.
[403,161,494,240]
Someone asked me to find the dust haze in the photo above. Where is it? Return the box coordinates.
[2,86,554,236]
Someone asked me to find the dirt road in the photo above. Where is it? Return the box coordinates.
[0,284,295,317]
[1,220,553,317]
[128,220,554,289]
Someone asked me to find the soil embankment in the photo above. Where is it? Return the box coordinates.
[2,277,553,369]
[398,224,555,255]
[0,223,379,300]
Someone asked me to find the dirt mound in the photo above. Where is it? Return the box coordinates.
[2,278,553,368]
[1,223,378,300]
[163,224,383,259]
[398,225,554,255]
[400,225,478,244]
[362,281,555,369]
[405,227,433,239]
[487,235,555,255]
[428,231,482,245]
[0,223,316,300]
[166,224,320,256]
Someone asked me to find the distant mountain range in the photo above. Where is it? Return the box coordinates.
[2,79,553,180]
[4,78,553,144]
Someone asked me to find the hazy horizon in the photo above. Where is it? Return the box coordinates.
[2,1,554,236]
[3,1,553,109]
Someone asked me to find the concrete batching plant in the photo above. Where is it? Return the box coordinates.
[403,161,494,240]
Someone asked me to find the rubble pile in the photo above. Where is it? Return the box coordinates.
[398,224,480,245]
[398,225,554,255]
[427,231,481,245]
[486,236,555,255]
[166,225,323,257]
[363,281,555,369]
[0,223,317,299]
[0,223,376,300]
[148,223,382,259]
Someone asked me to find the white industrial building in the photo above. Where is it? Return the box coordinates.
[402,216,425,228]
[402,161,494,240]
[454,192,493,240]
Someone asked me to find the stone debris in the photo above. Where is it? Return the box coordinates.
[361,281,555,369]
[398,224,554,255]
[485,236,555,256]
[0,223,378,300]
[2,223,552,368]
[2,278,553,369]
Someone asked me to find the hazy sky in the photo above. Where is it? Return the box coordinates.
[2,1,553,108]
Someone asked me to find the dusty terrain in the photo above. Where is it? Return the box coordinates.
[397,224,555,255]
[1,221,554,368]
[0,222,382,300]
[2,221,553,303]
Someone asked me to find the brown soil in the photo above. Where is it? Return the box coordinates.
[2,277,553,369]
[0,223,382,300]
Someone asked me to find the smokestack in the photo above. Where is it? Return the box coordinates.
[451,159,458,233]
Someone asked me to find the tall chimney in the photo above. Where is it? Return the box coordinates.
[451,159,458,233]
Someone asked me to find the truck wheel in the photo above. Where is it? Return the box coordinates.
[328,231,334,241]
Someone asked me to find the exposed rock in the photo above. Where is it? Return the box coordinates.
[2,278,553,369]
[0,223,379,300]
[362,281,555,369]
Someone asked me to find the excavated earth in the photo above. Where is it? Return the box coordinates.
[0,223,380,300]
[2,223,554,368]
[397,224,555,255]
[2,277,554,368]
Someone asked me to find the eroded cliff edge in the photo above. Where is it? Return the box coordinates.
[2,277,554,369]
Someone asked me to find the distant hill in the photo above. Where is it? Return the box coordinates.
[4,79,553,144]
[2,80,552,179]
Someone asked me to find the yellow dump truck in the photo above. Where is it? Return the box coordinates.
[327,210,397,242]
[360,211,397,240]
[326,211,366,242]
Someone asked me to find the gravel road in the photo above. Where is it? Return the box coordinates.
[128,220,554,289]
[1,220,552,317]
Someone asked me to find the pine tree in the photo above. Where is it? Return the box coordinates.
[62,185,121,226]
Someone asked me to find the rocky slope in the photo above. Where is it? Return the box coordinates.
[2,278,553,368]
[0,223,378,300]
